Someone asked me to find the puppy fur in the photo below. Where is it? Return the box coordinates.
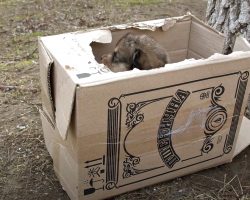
[101,33,168,72]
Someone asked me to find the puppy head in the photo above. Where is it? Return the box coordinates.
[101,33,141,72]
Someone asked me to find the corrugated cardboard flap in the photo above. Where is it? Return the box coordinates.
[39,38,76,140]
[234,116,250,157]
[38,39,55,121]
[53,63,76,140]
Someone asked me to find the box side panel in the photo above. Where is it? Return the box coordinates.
[75,56,250,200]
[233,116,250,157]
[40,110,79,200]
[189,20,225,58]
[168,49,187,63]
[234,36,250,52]
[91,20,191,64]
[187,49,203,59]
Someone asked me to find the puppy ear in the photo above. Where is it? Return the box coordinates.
[132,49,141,69]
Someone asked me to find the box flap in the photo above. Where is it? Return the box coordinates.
[54,62,76,140]
[233,116,250,157]
[39,38,76,140]
[38,39,55,121]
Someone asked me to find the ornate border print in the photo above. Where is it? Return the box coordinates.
[224,71,249,154]
[157,90,190,168]
[99,71,249,194]
[123,97,171,178]
[202,85,227,154]
[106,98,122,190]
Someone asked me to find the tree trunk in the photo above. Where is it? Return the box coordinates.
[206,0,250,117]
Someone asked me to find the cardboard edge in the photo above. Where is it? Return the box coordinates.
[38,38,55,122]
[109,14,192,32]
[56,88,76,141]
[233,116,250,157]
[39,108,55,130]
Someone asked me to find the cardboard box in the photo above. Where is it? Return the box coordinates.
[38,14,250,200]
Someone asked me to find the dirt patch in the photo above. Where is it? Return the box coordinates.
[0,0,249,200]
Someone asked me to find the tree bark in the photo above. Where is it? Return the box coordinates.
[206,0,250,54]
[206,0,250,117]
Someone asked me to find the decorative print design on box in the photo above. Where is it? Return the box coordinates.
[202,85,227,154]
[84,156,106,196]
[125,97,169,129]
[93,70,249,194]
[224,71,249,154]
[123,97,172,178]
[106,98,121,190]
[126,102,145,129]
[123,156,154,178]
[157,89,190,168]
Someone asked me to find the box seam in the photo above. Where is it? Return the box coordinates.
[186,17,192,59]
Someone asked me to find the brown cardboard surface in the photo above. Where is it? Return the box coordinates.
[234,36,250,52]
[189,21,225,58]
[187,49,203,59]
[39,14,250,200]
[52,57,76,140]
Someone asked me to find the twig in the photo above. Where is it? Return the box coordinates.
[222,174,227,196]
[0,85,38,93]
[236,175,244,196]
[204,193,217,200]
[218,175,241,198]
[193,174,224,184]
[230,184,239,198]
[0,29,8,34]
[0,85,16,91]
[221,175,237,191]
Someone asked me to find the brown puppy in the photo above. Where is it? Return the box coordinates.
[101,33,168,72]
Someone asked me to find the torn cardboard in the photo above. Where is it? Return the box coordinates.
[39,14,250,200]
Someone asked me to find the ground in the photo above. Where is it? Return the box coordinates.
[0,0,249,200]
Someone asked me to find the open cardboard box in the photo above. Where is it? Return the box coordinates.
[39,14,250,200]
